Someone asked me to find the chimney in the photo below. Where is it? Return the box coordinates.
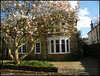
[90,21,93,30]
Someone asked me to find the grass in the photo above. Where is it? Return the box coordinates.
[4,60,54,67]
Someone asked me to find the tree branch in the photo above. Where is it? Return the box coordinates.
[19,38,39,61]
[9,49,14,60]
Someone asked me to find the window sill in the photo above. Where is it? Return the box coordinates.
[45,32,62,34]
[19,53,26,54]
[48,53,70,54]
[35,53,41,54]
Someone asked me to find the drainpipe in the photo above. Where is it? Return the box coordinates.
[96,26,98,42]
[98,23,100,61]
[45,34,47,60]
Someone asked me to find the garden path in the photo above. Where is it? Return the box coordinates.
[50,57,99,75]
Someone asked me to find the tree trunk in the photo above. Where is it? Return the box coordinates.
[14,50,20,65]
[19,39,38,62]
[9,49,14,60]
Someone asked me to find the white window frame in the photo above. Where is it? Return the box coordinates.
[47,36,70,54]
[35,42,41,54]
[18,43,27,54]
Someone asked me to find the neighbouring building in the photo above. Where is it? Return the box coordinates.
[82,38,88,44]
[88,21,100,45]
[87,21,100,59]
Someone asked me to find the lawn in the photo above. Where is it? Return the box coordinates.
[3,60,54,67]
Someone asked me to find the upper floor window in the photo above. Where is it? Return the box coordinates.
[48,22,63,33]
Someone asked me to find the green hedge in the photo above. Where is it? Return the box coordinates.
[4,60,54,67]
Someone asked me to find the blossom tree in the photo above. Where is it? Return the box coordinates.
[1,1,80,65]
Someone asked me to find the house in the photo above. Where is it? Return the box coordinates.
[88,21,100,45]
[82,37,88,44]
[1,21,78,61]
[87,21,100,59]
[18,21,78,61]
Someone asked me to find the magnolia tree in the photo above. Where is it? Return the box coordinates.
[1,1,80,65]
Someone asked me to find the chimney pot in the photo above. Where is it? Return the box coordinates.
[91,21,93,30]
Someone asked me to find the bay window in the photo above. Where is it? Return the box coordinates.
[61,40,65,52]
[48,37,70,54]
[56,40,60,53]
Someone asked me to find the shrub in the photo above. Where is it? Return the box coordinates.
[4,60,54,67]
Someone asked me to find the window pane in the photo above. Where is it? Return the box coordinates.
[51,40,53,44]
[36,48,40,51]
[62,44,65,52]
[23,45,27,53]
[51,40,54,53]
[66,40,69,52]
[18,44,21,53]
[61,40,65,52]
[56,40,59,52]
[18,47,21,53]
[61,40,65,43]
[56,40,59,43]
[36,43,40,47]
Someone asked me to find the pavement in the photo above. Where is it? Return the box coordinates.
[50,57,99,75]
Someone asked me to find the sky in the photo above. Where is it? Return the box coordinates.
[70,1,99,38]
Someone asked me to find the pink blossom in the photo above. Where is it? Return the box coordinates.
[27,22,31,27]
[63,25,67,28]
[17,31,20,34]
[37,8,40,12]
[35,22,37,24]
[28,24,31,27]
[31,38,34,41]
[33,4,36,7]
[65,30,69,33]
[44,19,46,21]
[51,18,53,20]
[25,27,28,29]
[33,23,35,25]
[19,4,21,7]
[41,25,43,28]
[28,31,33,35]
[14,27,18,31]
[39,5,41,8]
[59,8,61,11]
[21,28,23,31]
[34,28,37,31]
[21,32,23,35]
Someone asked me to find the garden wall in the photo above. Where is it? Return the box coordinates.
[89,43,100,60]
